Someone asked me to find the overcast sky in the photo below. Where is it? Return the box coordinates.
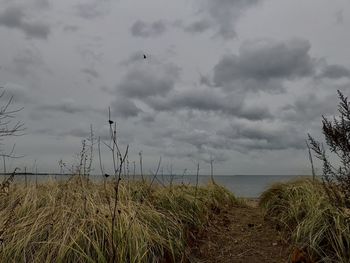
[1,0,350,175]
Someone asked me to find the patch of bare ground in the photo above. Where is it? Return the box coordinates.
[189,199,291,263]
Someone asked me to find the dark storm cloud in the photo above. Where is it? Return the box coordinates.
[213,39,315,92]
[117,64,179,98]
[192,0,260,39]
[0,6,50,39]
[319,64,350,79]
[145,88,271,120]
[130,20,167,38]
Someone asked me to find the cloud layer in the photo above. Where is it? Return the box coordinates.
[1,0,350,174]
[0,6,50,39]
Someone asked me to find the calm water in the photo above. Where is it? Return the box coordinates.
[2,173,308,197]
[151,174,306,197]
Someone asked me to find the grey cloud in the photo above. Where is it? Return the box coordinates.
[173,129,226,150]
[130,20,167,38]
[218,122,306,151]
[139,113,155,123]
[184,20,211,34]
[35,127,91,139]
[21,22,50,39]
[213,39,315,92]
[12,48,44,76]
[153,128,229,159]
[20,0,51,9]
[280,93,337,123]
[63,25,79,32]
[59,127,91,138]
[117,64,179,98]
[34,127,55,136]
[120,52,147,66]
[319,64,350,79]
[197,0,260,39]
[238,105,272,120]
[111,97,142,118]
[2,83,34,104]
[0,6,50,39]
[75,1,111,19]
[145,88,271,120]
[146,89,230,112]
[37,99,101,115]
[82,68,99,79]
[335,10,344,25]
[34,0,50,9]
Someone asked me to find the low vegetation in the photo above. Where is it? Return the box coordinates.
[0,177,236,262]
[259,91,350,262]
[260,178,350,262]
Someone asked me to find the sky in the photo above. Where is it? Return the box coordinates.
[0,0,350,175]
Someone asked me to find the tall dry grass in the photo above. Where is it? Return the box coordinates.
[0,177,236,263]
[260,178,350,262]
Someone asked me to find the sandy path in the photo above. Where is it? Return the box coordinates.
[189,201,290,263]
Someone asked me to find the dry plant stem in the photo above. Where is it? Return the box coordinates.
[107,110,130,262]
[2,156,6,174]
[87,124,94,179]
[98,137,107,190]
[169,164,174,188]
[0,168,18,194]
[139,151,144,182]
[195,163,200,200]
[306,140,316,181]
[119,157,162,246]
[0,90,25,152]
[181,168,187,184]
[35,166,38,188]
[24,167,27,188]
[148,157,162,189]
[78,139,86,177]
[210,156,214,183]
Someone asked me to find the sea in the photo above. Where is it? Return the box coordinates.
[1,173,310,198]
[149,174,308,197]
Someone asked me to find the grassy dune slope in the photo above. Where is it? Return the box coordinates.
[0,178,236,263]
[260,178,350,262]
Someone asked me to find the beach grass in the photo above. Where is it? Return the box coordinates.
[259,178,350,262]
[0,177,236,263]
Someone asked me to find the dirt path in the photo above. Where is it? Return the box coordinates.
[189,200,291,263]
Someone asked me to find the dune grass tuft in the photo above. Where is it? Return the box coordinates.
[260,178,350,262]
[0,178,235,263]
